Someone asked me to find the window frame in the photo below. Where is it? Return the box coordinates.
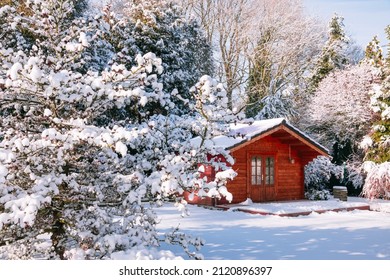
[249,155,275,186]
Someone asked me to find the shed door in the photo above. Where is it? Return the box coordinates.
[249,155,275,202]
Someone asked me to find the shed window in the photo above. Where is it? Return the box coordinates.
[251,156,262,185]
[251,156,274,185]
[265,157,274,185]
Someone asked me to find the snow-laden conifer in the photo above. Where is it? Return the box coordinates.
[0,0,236,260]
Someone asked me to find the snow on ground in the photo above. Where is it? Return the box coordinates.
[155,198,390,260]
[225,197,380,215]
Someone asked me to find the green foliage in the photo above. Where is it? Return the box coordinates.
[331,138,354,165]
[364,115,390,163]
[304,156,344,192]
[305,189,330,201]
[309,14,350,92]
[363,36,385,68]
[363,35,390,164]
[114,0,214,114]
[245,30,273,118]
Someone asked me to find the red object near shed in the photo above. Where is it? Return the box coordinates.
[186,118,329,205]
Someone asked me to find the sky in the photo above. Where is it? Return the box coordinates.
[304,0,389,51]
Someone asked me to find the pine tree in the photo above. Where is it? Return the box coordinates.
[115,0,214,114]
[362,25,390,164]
[363,35,385,68]
[310,14,351,92]
[245,30,273,118]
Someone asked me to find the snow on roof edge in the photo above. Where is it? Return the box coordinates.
[191,118,329,156]
[282,120,330,155]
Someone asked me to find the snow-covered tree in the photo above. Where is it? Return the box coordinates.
[107,0,214,114]
[309,14,362,92]
[302,62,383,193]
[184,0,325,115]
[244,0,324,119]
[182,0,257,110]
[358,26,390,199]
[251,87,297,120]
[305,64,381,157]
[362,35,385,68]
[361,26,390,164]
[0,0,236,260]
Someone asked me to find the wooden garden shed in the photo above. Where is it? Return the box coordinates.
[188,118,329,205]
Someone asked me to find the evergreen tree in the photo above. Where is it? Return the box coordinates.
[115,0,214,114]
[310,14,351,92]
[362,25,390,163]
[362,35,385,68]
[245,30,273,118]
[360,27,390,198]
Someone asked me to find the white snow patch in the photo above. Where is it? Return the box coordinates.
[43,109,52,117]
[29,65,42,83]
[156,197,390,260]
[8,62,23,80]
[0,164,8,177]
[139,96,148,106]
[79,32,89,47]
[115,141,127,157]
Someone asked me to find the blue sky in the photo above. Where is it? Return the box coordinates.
[304,0,389,51]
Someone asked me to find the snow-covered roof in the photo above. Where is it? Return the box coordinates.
[192,118,329,155]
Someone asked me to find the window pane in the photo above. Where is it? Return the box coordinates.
[251,156,262,185]
[265,157,274,185]
[251,176,256,185]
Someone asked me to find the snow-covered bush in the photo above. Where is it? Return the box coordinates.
[304,156,344,199]
[305,189,331,201]
[343,160,365,196]
[361,162,390,199]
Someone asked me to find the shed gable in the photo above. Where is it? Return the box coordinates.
[188,118,330,205]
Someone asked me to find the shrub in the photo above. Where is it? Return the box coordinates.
[362,161,390,199]
[304,156,344,198]
[305,189,331,200]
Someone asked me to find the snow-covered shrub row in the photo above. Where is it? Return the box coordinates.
[0,0,237,260]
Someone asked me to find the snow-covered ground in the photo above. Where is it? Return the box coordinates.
[156,197,390,260]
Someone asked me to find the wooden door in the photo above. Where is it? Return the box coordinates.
[249,155,275,202]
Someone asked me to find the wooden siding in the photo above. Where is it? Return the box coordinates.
[228,135,308,203]
[186,121,328,206]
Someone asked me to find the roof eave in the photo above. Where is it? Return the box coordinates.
[228,119,330,157]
